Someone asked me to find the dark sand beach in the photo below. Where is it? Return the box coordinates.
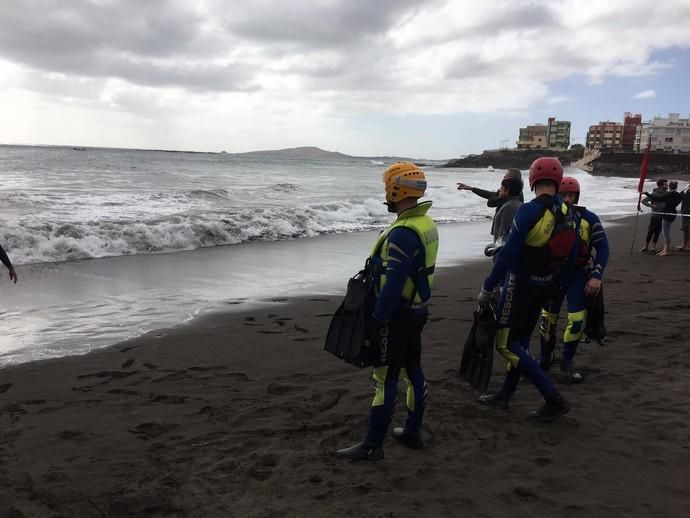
[1,216,689,517]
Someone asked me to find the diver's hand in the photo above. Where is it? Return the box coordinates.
[8,267,17,284]
[477,287,493,308]
[456,182,473,191]
[584,278,601,297]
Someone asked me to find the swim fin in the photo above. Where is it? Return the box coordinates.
[459,303,497,392]
[583,285,607,346]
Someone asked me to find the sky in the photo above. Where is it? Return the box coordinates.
[0,0,689,159]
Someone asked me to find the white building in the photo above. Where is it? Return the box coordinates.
[636,113,690,154]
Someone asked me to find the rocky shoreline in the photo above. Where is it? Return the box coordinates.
[440,149,690,178]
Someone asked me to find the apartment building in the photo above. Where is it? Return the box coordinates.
[636,113,690,154]
[546,118,571,150]
[517,124,548,149]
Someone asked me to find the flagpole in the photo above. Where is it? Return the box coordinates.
[630,130,653,254]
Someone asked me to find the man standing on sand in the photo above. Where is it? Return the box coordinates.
[0,243,18,284]
[640,179,667,252]
[336,162,438,461]
[677,180,690,251]
[477,157,573,421]
[644,180,683,256]
[457,170,525,239]
[491,176,523,249]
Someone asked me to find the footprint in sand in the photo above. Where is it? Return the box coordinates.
[0,383,12,394]
[129,422,180,440]
[121,358,135,368]
[266,383,308,395]
[149,394,188,404]
[57,430,88,443]
[187,366,227,372]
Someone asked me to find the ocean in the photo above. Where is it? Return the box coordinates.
[0,145,640,366]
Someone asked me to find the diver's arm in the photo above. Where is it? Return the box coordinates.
[587,212,609,280]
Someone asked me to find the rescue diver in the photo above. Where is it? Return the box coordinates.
[477,157,573,421]
[336,162,439,461]
[539,176,609,383]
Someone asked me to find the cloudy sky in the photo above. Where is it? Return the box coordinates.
[0,0,689,158]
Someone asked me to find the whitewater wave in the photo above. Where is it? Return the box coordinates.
[2,198,400,265]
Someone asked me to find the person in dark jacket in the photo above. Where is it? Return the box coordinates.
[458,169,524,252]
[640,179,667,252]
[645,180,683,256]
[491,177,523,248]
[457,169,524,206]
[676,180,690,251]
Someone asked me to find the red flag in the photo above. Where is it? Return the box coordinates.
[636,138,652,211]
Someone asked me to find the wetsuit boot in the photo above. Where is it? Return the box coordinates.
[336,401,391,460]
[479,367,520,410]
[529,392,570,422]
[560,340,584,383]
[335,378,398,460]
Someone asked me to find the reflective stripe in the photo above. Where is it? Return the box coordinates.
[564,310,587,343]
[372,367,389,407]
[371,201,439,305]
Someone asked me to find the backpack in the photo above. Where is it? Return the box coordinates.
[521,196,577,277]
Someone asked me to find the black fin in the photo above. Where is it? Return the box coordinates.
[459,303,497,392]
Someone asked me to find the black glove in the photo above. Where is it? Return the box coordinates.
[477,287,493,308]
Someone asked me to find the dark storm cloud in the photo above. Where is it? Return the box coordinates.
[0,0,256,92]
[220,0,430,48]
[0,0,439,93]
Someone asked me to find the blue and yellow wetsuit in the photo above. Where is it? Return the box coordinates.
[539,206,609,368]
[482,194,576,402]
[363,201,438,449]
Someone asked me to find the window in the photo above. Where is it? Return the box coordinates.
[665,137,674,142]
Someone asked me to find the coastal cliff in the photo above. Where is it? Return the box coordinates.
[589,152,690,177]
[441,149,690,178]
[441,149,584,169]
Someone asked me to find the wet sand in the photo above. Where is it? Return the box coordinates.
[1,216,689,517]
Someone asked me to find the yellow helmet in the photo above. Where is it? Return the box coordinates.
[382,162,427,204]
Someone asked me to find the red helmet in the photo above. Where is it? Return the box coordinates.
[560,176,580,202]
[528,157,564,190]
[560,176,580,194]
